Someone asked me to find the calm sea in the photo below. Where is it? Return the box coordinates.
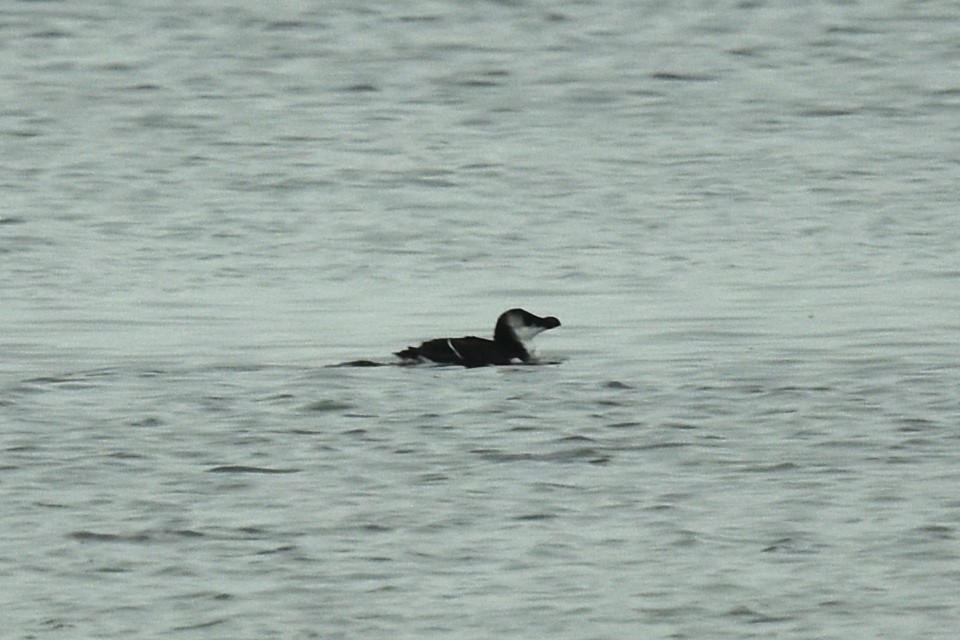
[2,1,959,638]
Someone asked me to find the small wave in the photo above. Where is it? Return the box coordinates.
[206,465,299,474]
[68,530,151,544]
[302,399,354,412]
[68,529,204,543]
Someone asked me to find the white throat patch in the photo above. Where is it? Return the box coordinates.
[507,316,547,344]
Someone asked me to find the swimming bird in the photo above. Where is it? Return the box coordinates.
[395,308,561,368]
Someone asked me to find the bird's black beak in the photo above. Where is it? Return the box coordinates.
[542,316,561,330]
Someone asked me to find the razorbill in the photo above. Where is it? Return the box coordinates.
[394,308,561,368]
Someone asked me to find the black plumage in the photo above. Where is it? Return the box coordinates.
[395,308,560,368]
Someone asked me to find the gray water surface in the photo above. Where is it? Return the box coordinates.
[2,1,960,638]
